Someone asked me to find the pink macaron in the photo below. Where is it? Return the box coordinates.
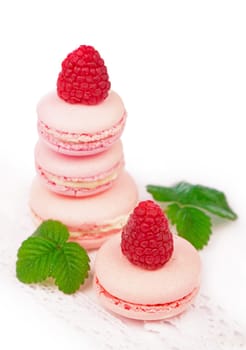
[29,172,138,250]
[94,234,201,320]
[35,140,124,197]
[37,90,126,156]
[94,200,201,320]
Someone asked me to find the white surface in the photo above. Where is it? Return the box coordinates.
[0,0,246,349]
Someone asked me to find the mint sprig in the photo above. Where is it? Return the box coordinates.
[16,220,90,294]
[147,181,237,220]
[166,203,212,249]
[147,181,237,249]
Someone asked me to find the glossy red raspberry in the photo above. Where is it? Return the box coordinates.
[121,200,173,270]
[57,45,111,105]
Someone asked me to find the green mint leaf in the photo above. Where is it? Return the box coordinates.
[147,181,237,220]
[16,220,90,294]
[165,203,180,225]
[16,236,57,283]
[176,206,212,249]
[174,182,237,220]
[33,220,69,245]
[166,204,212,249]
[146,184,178,202]
[52,243,90,294]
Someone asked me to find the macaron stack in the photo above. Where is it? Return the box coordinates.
[30,45,138,250]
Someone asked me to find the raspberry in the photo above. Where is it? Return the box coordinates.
[121,200,173,270]
[57,45,111,105]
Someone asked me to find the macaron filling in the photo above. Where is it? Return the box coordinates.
[95,277,199,314]
[38,112,126,154]
[36,158,124,195]
[30,209,129,240]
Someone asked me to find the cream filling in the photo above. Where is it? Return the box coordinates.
[42,169,118,189]
[31,209,129,238]
[69,215,128,238]
[39,113,126,143]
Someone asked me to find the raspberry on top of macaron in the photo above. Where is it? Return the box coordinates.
[57,45,111,105]
[121,200,174,270]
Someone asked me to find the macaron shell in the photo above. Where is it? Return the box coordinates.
[70,234,118,251]
[37,90,125,133]
[95,234,201,305]
[35,140,124,178]
[29,172,138,228]
[95,279,199,320]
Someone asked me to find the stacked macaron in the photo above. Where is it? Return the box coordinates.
[30,45,138,250]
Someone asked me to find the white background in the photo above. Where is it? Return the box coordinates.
[0,0,246,349]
